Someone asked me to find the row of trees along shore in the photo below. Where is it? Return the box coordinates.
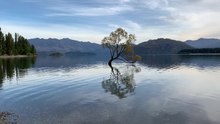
[0,28,36,56]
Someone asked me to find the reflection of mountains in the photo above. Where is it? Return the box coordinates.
[140,55,220,69]
[0,57,36,86]
[34,55,109,68]
[35,55,220,69]
[102,66,141,99]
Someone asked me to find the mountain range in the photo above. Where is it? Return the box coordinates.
[134,38,193,55]
[29,38,220,55]
[185,38,220,48]
[29,38,106,55]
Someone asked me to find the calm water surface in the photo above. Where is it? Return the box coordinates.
[0,55,220,124]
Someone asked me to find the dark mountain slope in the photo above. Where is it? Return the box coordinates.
[135,38,193,55]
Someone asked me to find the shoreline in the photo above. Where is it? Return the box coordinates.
[178,53,220,56]
[141,54,220,56]
[0,55,36,58]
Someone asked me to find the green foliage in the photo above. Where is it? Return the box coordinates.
[0,27,37,56]
[0,28,4,55]
[123,44,142,62]
[102,28,141,65]
[17,36,31,55]
[5,33,14,55]
[31,45,36,55]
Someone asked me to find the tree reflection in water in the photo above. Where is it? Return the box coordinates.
[0,57,36,87]
[102,65,141,99]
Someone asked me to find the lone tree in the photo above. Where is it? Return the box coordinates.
[102,28,141,66]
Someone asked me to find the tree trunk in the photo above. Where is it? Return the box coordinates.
[108,53,121,67]
[108,58,114,67]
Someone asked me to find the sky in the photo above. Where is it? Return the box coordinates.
[0,0,220,44]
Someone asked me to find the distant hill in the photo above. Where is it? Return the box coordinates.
[135,38,193,55]
[185,38,220,48]
[179,48,220,54]
[29,38,107,55]
[30,37,220,56]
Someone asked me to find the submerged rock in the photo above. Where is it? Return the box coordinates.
[0,112,19,124]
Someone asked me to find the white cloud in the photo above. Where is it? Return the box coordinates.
[173,11,220,40]
[130,0,220,41]
[125,20,142,31]
[21,0,135,17]
[161,0,220,40]
[108,24,120,29]
[119,0,131,4]
[8,0,220,42]
[107,20,155,42]
[47,5,133,17]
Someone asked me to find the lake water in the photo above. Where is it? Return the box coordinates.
[0,55,220,124]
